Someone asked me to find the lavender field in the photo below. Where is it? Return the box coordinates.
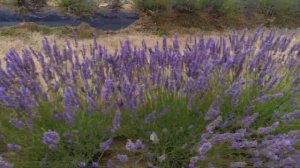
[0,28,299,168]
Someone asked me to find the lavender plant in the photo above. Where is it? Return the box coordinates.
[0,29,299,167]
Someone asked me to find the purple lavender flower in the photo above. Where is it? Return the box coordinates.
[7,144,22,152]
[0,157,13,168]
[42,130,60,150]
[188,162,195,168]
[116,154,128,163]
[110,110,121,133]
[159,107,170,117]
[231,140,257,149]
[250,157,263,167]
[135,139,146,149]
[205,95,222,120]
[125,139,137,152]
[79,162,86,167]
[282,111,300,123]
[225,79,248,106]
[253,92,284,103]
[257,122,279,135]
[198,142,212,155]
[206,116,222,133]
[241,113,259,128]
[100,138,113,151]
[9,118,24,129]
[102,79,114,102]
[92,162,99,168]
[296,154,300,165]
[205,106,220,121]
[144,111,156,124]
[189,156,200,167]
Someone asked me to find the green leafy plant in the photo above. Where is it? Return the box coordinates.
[257,0,299,16]
[133,0,172,11]
[59,0,96,16]
[171,0,198,13]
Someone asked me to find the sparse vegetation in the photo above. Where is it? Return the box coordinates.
[58,0,97,16]
[0,0,47,10]
[133,0,300,17]
[133,0,171,11]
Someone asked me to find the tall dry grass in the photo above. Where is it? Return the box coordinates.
[0,29,299,59]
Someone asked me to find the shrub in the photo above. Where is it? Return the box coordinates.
[132,0,299,17]
[133,0,172,11]
[195,0,246,14]
[0,0,17,5]
[16,0,47,10]
[59,0,96,15]
[171,0,198,12]
[196,0,224,13]
[257,0,299,16]
[222,0,244,14]
[0,30,300,167]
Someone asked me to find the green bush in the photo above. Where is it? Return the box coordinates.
[133,0,172,11]
[171,0,198,12]
[222,0,244,14]
[257,0,299,16]
[0,0,47,9]
[196,0,244,14]
[196,0,224,12]
[0,0,17,5]
[59,0,96,15]
[132,0,299,17]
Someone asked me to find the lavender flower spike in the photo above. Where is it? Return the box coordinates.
[116,154,128,163]
[206,116,223,133]
[100,138,113,151]
[7,144,22,152]
[198,142,212,155]
[125,139,137,152]
[9,118,24,130]
[79,162,86,167]
[110,110,121,133]
[0,157,13,168]
[257,122,280,135]
[42,130,60,150]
